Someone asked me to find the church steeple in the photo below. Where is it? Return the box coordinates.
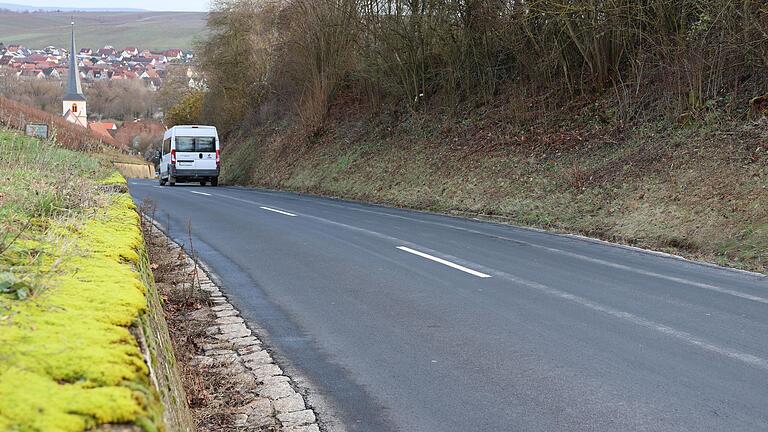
[64,18,84,101]
[62,18,87,127]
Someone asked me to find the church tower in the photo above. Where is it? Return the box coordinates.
[62,19,87,127]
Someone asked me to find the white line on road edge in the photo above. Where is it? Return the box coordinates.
[397,246,491,278]
[260,206,297,217]
[152,186,163,189]
[190,191,212,196]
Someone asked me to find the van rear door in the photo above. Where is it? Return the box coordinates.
[193,136,217,171]
[174,137,197,171]
[174,136,217,172]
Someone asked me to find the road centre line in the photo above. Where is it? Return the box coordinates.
[212,193,296,217]
[260,206,297,217]
[213,191,768,370]
[241,191,768,305]
[397,246,491,278]
[190,190,212,196]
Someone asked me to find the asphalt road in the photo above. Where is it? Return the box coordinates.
[128,179,768,432]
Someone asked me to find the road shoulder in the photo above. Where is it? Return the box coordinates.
[142,215,321,431]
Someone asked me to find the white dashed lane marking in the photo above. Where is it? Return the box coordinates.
[397,246,491,278]
[260,206,297,217]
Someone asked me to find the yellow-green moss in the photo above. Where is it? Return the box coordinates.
[0,193,159,431]
[101,171,128,186]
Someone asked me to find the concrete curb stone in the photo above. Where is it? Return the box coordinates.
[153,221,321,431]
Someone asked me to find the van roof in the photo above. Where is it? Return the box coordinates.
[164,125,219,139]
[171,125,217,129]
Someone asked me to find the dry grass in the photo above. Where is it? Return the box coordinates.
[0,129,105,223]
[113,163,155,179]
[141,219,223,430]
[0,96,110,151]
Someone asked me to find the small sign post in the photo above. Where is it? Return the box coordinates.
[25,123,49,139]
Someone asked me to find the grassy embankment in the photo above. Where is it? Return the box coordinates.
[222,102,767,273]
[0,96,156,179]
[0,129,190,431]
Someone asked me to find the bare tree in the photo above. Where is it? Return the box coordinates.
[194,0,768,130]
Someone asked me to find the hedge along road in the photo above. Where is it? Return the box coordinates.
[128,179,768,432]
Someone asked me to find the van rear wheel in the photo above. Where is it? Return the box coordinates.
[199,179,207,186]
[211,177,219,187]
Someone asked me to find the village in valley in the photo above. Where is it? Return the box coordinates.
[0,41,193,89]
[0,20,200,152]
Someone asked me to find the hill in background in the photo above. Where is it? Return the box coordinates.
[0,2,145,11]
[0,11,207,50]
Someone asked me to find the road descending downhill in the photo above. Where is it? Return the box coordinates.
[128,179,768,432]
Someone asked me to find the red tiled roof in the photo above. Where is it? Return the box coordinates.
[89,122,118,143]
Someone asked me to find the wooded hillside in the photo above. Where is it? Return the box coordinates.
[178,0,767,272]
[193,0,768,133]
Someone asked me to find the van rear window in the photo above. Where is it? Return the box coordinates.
[175,137,216,152]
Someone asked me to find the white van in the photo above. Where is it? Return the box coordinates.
[159,125,220,186]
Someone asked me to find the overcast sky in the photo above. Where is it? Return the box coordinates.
[16,0,209,11]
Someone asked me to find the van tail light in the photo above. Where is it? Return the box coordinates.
[216,149,220,168]
[170,149,176,165]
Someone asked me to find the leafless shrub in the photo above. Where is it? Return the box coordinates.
[195,0,277,135]
[196,0,768,131]
[564,164,593,191]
